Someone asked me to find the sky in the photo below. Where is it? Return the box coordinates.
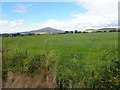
[0,0,119,33]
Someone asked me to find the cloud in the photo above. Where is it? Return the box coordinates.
[44,0,118,30]
[0,20,8,25]
[1,0,119,33]
[70,0,118,28]
[11,4,32,13]
[35,0,118,31]
[0,20,44,33]
[16,19,25,22]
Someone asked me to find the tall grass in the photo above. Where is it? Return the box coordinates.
[2,32,119,88]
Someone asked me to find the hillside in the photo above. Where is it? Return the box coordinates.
[98,28,117,31]
[22,27,64,34]
[83,28,117,33]
[83,29,96,33]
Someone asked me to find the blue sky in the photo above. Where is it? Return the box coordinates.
[0,0,118,33]
[2,2,86,24]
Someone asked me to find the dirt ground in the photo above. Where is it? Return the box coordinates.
[2,71,56,88]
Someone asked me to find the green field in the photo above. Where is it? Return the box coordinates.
[2,32,119,88]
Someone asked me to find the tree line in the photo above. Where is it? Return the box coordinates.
[1,29,120,37]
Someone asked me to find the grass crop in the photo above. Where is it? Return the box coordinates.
[2,32,119,88]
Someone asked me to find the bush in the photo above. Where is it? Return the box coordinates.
[2,47,119,88]
[2,48,45,78]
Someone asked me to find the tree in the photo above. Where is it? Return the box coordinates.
[65,31,69,34]
[118,29,120,32]
[75,30,78,33]
[12,34,17,37]
[16,33,20,36]
[2,34,9,37]
[82,31,88,33]
[96,31,102,33]
[111,30,116,32]
[70,31,73,33]
[78,31,81,33]
[28,33,35,35]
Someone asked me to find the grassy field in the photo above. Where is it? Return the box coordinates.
[2,32,119,88]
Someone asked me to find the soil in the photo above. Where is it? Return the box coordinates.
[2,71,56,88]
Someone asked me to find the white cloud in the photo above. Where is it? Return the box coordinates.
[0,20,8,25]
[71,0,118,28]
[0,20,44,33]
[9,21,17,26]
[39,0,118,31]
[1,0,119,33]
[16,19,25,22]
[11,4,32,13]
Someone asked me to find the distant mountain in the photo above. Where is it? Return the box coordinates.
[98,28,117,31]
[22,27,64,34]
[83,28,118,33]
